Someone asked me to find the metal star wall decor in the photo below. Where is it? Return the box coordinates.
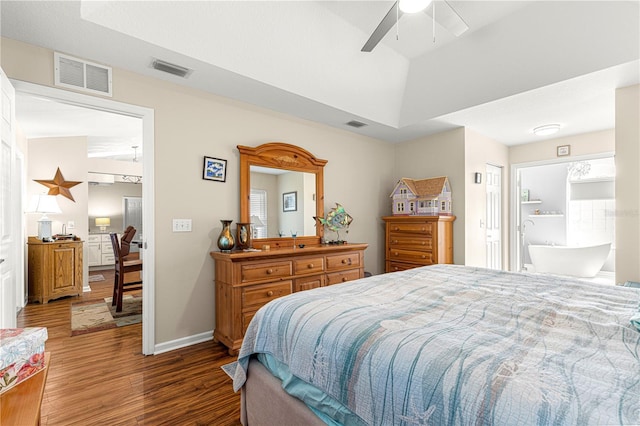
[34,167,82,202]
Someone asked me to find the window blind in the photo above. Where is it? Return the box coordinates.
[250,189,268,238]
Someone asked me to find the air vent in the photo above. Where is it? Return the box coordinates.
[54,52,112,97]
[346,120,367,128]
[151,59,192,78]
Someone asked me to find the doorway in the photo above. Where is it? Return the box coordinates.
[13,80,156,354]
[511,154,615,284]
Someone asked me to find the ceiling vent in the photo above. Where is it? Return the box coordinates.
[54,52,112,97]
[346,120,367,128]
[151,59,193,78]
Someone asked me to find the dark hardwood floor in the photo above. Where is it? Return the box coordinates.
[17,269,241,425]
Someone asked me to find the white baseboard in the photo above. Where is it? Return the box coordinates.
[83,285,92,292]
[153,330,213,355]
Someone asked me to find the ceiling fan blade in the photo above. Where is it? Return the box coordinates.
[361,2,404,52]
[424,0,468,37]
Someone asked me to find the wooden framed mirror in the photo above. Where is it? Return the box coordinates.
[238,142,327,248]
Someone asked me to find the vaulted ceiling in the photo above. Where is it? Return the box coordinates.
[2,0,639,153]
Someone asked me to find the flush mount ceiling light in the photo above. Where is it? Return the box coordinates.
[532,124,561,136]
[399,0,433,13]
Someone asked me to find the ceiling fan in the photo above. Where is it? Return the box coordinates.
[361,0,469,52]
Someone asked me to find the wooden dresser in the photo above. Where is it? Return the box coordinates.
[210,243,367,355]
[383,216,455,273]
[27,237,83,304]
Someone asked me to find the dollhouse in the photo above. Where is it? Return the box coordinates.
[390,177,452,216]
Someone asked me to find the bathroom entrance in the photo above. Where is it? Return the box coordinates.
[512,155,615,284]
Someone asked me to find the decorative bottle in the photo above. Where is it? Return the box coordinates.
[217,220,235,252]
[236,222,252,250]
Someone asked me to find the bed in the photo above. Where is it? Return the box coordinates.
[232,264,640,425]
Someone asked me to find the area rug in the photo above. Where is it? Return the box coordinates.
[71,295,142,336]
[88,274,105,282]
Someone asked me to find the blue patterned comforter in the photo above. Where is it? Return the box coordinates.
[233,265,640,425]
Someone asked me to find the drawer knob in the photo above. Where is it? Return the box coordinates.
[421,227,426,231]
[421,255,426,259]
[394,252,399,256]
[267,290,274,297]
[341,258,352,265]
[421,242,426,245]
[266,269,273,275]
[394,267,399,271]
[307,263,314,269]
[392,240,398,244]
[341,277,347,282]
[393,227,399,231]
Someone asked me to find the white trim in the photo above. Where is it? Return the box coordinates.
[153,331,214,355]
[11,79,156,355]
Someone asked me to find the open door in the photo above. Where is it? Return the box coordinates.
[0,68,20,328]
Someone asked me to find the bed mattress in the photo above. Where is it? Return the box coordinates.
[0,327,48,394]
[233,265,640,425]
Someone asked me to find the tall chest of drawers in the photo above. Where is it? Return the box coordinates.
[383,216,455,273]
[211,243,367,355]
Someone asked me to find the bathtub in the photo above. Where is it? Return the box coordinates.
[528,243,612,278]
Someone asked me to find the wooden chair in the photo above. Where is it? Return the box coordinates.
[110,230,142,312]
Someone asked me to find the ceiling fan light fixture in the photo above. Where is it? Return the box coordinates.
[399,0,432,14]
[532,124,561,136]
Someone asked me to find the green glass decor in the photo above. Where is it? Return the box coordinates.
[317,203,353,244]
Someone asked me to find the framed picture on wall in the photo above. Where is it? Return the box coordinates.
[283,191,297,212]
[203,156,227,182]
[557,145,570,157]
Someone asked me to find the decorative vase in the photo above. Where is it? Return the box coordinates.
[236,222,252,250]
[217,220,235,252]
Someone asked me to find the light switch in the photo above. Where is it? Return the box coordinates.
[67,220,75,229]
[172,219,192,232]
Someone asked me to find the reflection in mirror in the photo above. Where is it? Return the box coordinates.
[239,142,327,247]
[250,167,316,238]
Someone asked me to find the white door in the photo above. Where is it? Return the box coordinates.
[485,164,502,270]
[0,69,18,328]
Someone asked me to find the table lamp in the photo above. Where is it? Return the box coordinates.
[30,195,62,240]
[95,217,111,232]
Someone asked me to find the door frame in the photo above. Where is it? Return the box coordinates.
[13,80,156,355]
[509,151,615,272]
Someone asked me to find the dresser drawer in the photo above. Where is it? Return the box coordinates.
[326,269,361,285]
[388,248,433,265]
[388,234,433,251]
[387,261,419,273]
[293,257,324,275]
[242,281,292,310]
[241,261,292,283]
[387,222,433,235]
[326,252,361,271]
[294,275,325,292]
[88,235,101,243]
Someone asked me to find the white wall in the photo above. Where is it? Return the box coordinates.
[88,182,142,233]
[464,129,509,268]
[3,37,395,346]
[27,136,90,285]
[615,84,640,283]
[393,128,466,264]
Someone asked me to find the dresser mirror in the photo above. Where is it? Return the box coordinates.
[238,143,327,247]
